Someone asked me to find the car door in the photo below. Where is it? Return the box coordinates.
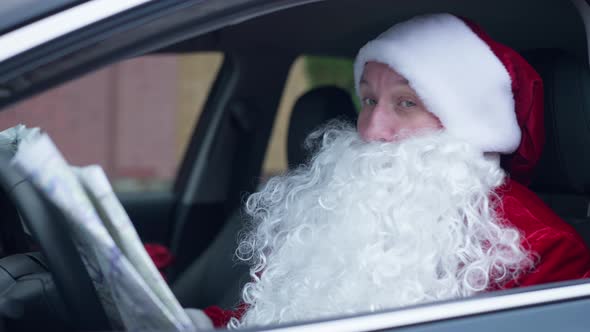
[248,281,590,332]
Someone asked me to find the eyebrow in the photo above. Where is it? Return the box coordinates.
[360,77,409,86]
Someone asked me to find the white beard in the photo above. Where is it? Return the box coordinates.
[232,124,533,328]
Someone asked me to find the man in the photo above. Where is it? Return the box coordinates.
[200,13,590,328]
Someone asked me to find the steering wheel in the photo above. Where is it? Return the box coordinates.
[0,151,111,331]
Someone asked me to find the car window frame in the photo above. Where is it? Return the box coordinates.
[252,280,590,332]
[0,0,90,36]
[0,0,590,330]
[0,0,323,109]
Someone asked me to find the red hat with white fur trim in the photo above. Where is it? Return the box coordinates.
[353,13,544,185]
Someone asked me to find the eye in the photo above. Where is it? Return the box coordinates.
[399,99,417,108]
[362,97,377,107]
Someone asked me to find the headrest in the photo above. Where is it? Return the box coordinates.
[287,86,357,168]
[525,50,590,194]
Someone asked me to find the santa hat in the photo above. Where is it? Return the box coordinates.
[353,13,544,184]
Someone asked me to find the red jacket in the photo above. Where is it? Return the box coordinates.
[497,179,590,287]
[202,178,590,328]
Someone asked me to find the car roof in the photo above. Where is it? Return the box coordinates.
[167,0,586,59]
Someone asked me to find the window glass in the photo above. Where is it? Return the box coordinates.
[262,55,356,178]
[0,52,224,192]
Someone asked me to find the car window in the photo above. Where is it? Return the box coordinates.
[0,52,223,193]
[262,55,357,179]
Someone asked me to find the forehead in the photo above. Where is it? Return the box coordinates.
[361,61,409,85]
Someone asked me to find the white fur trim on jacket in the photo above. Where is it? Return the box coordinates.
[354,13,520,154]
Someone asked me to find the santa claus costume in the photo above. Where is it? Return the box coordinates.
[201,13,590,329]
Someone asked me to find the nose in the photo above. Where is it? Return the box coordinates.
[358,105,397,142]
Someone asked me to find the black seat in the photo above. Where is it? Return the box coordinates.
[172,85,358,309]
[287,86,358,167]
[524,49,590,246]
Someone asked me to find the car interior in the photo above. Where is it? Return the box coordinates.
[170,48,590,310]
[168,0,590,311]
[0,0,589,331]
[172,85,358,309]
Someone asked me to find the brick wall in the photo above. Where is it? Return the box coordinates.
[0,56,179,184]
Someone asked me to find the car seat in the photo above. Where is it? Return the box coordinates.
[172,86,358,309]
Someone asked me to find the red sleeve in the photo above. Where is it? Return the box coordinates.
[144,243,174,281]
[504,229,590,288]
[498,180,590,288]
[203,304,246,328]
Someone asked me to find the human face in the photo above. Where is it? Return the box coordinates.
[357,62,442,142]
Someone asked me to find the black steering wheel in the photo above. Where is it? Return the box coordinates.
[0,151,111,331]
